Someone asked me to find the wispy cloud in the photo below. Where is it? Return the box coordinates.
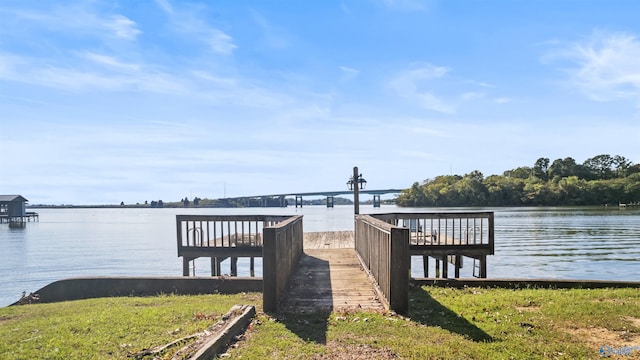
[82,52,141,72]
[0,3,141,41]
[339,66,360,81]
[106,14,142,40]
[250,9,290,49]
[155,0,236,55]
[154,0,174,15]
[388,63,456,114]
[546,30,640,105]
[0,51,190,94]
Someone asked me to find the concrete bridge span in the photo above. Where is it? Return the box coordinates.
[222,189,404,208]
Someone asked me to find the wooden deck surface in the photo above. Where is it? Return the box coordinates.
[280,231,384,313]
[303,231,354,249]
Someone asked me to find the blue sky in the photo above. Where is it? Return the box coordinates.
[1,0,640,205]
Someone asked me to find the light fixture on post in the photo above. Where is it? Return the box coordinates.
[347,166,367,215]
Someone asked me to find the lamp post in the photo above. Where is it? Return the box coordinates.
[347,166,367,215]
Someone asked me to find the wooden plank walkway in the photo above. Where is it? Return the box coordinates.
[279,231,385,313]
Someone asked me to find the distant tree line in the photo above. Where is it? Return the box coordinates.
[396,154,640,207]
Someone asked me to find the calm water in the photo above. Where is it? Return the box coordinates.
[1,205,638,307]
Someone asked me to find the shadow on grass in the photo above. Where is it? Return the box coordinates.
[276,310,331,344]
[409,286,494,342]
[273,253,332,344]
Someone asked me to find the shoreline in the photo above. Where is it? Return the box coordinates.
[11,276,640,307]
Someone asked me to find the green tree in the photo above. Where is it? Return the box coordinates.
[533,157,549,181]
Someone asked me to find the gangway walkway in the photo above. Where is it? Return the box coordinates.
[279,231,385,313]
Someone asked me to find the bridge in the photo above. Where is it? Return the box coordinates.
[222,188,404,208]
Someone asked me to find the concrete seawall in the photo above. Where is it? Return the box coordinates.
[412,278,640,289]
[13,276,262,305]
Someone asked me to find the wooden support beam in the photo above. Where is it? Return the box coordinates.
[422,255,429,277]
[183,257,192,277]
[442,256,448,278]
[231,257,238,276]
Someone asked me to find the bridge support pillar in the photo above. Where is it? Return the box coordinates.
[326,196,334,208]
[373,194,381,208]
[279,196,287,207]
[295,195,303,208]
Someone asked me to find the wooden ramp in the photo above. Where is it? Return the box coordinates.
[279,232,384,313]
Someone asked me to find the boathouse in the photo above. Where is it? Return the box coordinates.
[0,195,38,224]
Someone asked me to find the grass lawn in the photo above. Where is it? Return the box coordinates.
[0,286,638,359]
[0,292,261,359]
[230,286,640,359]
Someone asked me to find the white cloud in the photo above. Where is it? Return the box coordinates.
[494,97,512,104]
[250,9,290,49]
[549,31,640,105]
[160,2,237,55]
[209,29,237,55]
[339,66,360,81]
[82,52,141,72]
[106,14,142,40]
[154,0,174,15]
[461,92,484,101]
[0,4,141,42]
[388,64,456,114]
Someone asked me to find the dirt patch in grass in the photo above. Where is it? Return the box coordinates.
[515,306,540,312]
[626,317,640,329]
[311,342,398,359]
[565,326,640,351]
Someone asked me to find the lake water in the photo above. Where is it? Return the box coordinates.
[1,205,639,307]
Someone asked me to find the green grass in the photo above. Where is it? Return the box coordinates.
[1,287,638,359]
[0,292,261,359]
[230,286,640,359]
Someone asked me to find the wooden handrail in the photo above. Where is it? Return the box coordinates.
[355,215,409,314]
[262,215,304,313]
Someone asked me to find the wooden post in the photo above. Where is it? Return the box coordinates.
[479,255,487,278]
[183,257,191,277]
[423,255,429,277]
[455,255,461,278]
[262,227,277,312]
[250,257,255,277]
[442,256,449,278]
[390,227,409,315]
[231,257,238,276]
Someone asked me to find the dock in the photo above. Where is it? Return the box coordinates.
[0,212,39,225]
[176,211,494,314]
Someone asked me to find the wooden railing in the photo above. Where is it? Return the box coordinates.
[176,215,291,276]
[263,215,304,313]
[373,212,494,278]
[373,212,494,253]
[355,215,409,314]
[176,215,290,256]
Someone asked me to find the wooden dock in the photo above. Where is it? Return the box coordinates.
[176,212,495,314]
[280,231,384,313]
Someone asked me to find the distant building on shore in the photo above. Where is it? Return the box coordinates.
[0,195,28,217]
[0,195,38,225]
